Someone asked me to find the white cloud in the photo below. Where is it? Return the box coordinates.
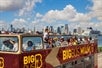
[19,0,42,16]
[41,5,91,23]
[36,13,43,18]
[0,0,23,11]
[41,5,76,23]
[11,18,28,28]
[90,0,102,20]
[71,13,91,22]
[0,0,42,17]
[0,21,8,30]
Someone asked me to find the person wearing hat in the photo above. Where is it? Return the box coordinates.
[1,40,11,51]
[60,37,68,47]
[9,39,18,51]
[53,37,61,47]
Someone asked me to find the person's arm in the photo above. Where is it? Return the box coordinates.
[1,45,5,51]
[13,43,18,51]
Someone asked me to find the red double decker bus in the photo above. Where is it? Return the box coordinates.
[0,34,98,68]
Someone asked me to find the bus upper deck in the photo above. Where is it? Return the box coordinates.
[0,34,98,68]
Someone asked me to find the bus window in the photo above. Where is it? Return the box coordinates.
[0,36,18,52]
[22,36,43,51]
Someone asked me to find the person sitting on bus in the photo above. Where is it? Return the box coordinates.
[46,38,54,48]
[67,37,73,46]
[2,39,18,51]
[24,41,35,51]
[83,36,90,44]
[2,40,11,51]
[72,36,78,45]
[89,37,94,43]
[77,37,84,44]
[60,37,68,47]
[9,40,18,51]
[53,37,61,47]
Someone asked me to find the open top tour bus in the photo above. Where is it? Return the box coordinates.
[0,34,98,68]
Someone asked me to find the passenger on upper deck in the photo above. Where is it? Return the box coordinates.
[67,36,78,46]
[67,37,73,46]
[46,38,54,48]
[83,36,90,44]
[53,37,61,47]
[89,37,95,43]
[72,36,78,45]
[60,36,68,47]
[43,28,49,42]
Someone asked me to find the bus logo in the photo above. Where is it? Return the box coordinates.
[0,57,4,68]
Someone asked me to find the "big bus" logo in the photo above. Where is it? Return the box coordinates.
[23,54,42,68]
[0,57,4,68]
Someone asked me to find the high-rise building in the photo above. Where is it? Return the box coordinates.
[73,29,77,33]
[61,26,64,34]
[10,24,13,32]
[65,24,69,34]
[73,29,77,35]
[49,26,54,33]
[77,27,82,34]
[57,27,61,34]
[33,26,35,34]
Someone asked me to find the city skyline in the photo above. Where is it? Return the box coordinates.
[0,0,102,32]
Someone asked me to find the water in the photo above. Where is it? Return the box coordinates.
[98,36,102,47]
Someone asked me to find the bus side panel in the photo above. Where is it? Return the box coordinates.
[20,50,47,68]
[19,43,98,68]
[57,43,97,64]
[0,53,20,68]
[44,43,97,68]
[94,53,98,68]
[44,49,57,68]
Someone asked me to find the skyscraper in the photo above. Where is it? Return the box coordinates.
[49,26,54,33]
[65,24,69,34]
[78,27,82,34]
[57,27,61,34]
[61,26,64,34]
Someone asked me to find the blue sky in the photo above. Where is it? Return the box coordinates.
[35,0,92,14]
[0,0,92,21]
[0,0,102,31]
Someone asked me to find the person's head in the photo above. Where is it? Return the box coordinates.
[67,38,70,43]
[27,41,33,47]
[3,40,14,49]
[69,37,73,42]
[89,37,92,40]
[45,29,48,32]
[60,37,64,42]
[3,40,9,47]
[48,38,53,44]
[53,37,58,41]
[84,36,88,41]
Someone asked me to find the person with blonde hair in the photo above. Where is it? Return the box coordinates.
[53,37,60,47]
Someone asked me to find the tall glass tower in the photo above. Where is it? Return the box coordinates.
[65,24,69,34]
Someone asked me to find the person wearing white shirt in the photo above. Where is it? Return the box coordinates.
[43,29,49,42]
[9,40,18,51]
